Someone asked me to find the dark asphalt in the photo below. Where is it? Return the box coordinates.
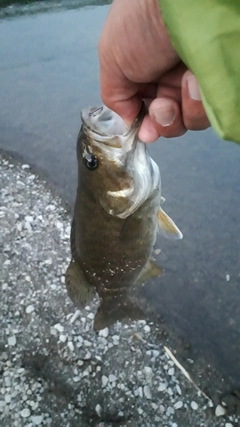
[0,1,239,398]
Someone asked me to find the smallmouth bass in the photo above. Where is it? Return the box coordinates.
[65,105,182,330]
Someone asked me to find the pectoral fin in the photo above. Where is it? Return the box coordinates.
[137,259,163,283]
[65,260,95,307]
[157,208,183,240]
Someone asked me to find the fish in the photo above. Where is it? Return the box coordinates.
[65,104,182,330]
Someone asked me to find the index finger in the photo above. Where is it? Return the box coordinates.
[98,37,143,126]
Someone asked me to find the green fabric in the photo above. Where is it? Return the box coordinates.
[159,0,240,144]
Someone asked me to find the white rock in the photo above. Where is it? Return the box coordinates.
[168,367,175,376]
[99,327,109,338]
[159,404,165,414]
[109,374,117,383]
[4,394,11,404]
[176,384,182,395]
[166,406,174,416]
[151,403,158,410]
[22,164,30,169]
[134,387,143,398]
[67,341,74,352]
[190,401,199,410]
[137,407,143,415]
[87,312,94,320]
[101,375,108,387]
[226,274,230,282]
[84,351,91,360]
[26,305,35,314]
[21,408,31,418]
[143,385,152,400]
[144,325,151,333]
[158,382,167,392]
[53,323,64,333]
[174,401,183,410]
[95,404,102,417]
[215,404,226,417]
[2,283,8,291]
[144,366,152,375]
[59,335,67,343]
[31,415,44,425]
[225,423,233,427]
[8,336,16,346]
[46,204,56,211]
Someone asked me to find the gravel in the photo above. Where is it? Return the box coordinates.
[0,152,239,427]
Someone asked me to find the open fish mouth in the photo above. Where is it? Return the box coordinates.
[81,103,146,141]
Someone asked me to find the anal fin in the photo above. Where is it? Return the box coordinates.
[137,259,163,283]
[65,260,95,307]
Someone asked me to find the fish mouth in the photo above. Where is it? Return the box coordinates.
[81,103,146,142]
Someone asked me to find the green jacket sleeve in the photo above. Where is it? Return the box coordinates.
[159,0,240,144]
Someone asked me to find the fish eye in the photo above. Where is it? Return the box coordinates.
[83,153,98,170]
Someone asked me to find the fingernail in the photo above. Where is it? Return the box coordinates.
[187,75,201,100]
[152,107,176,127]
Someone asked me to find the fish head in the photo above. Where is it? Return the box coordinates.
[78,105,160,219]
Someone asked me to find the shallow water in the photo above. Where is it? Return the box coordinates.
[0,0,239,398]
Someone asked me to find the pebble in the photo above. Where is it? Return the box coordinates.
[31,415,44,425]
[225,423,233,427]
[21,408,31,418]
[101,375,108,387]
[109,374,117,383]
[87,312,94,320]
[174,401,183,410]
[143,385,152,400]
[226,274,230,282]
[8,336,16,346]
[191,401,199,410]
[95,404,102,417]
[67,341,74,352]
[26,305,35,314]
[98,327,109,338]
[144,325,151,333]
[5,394,11,404]
[135,387,143,398]
[59,334,67,343]
[158,382,167,392]
[176,384,182,395]
[53,323,64,333]
[215,404,227,417]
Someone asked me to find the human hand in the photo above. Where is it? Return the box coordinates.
[98,0,210,143]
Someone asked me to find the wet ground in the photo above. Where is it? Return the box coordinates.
[0,0,239,407]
